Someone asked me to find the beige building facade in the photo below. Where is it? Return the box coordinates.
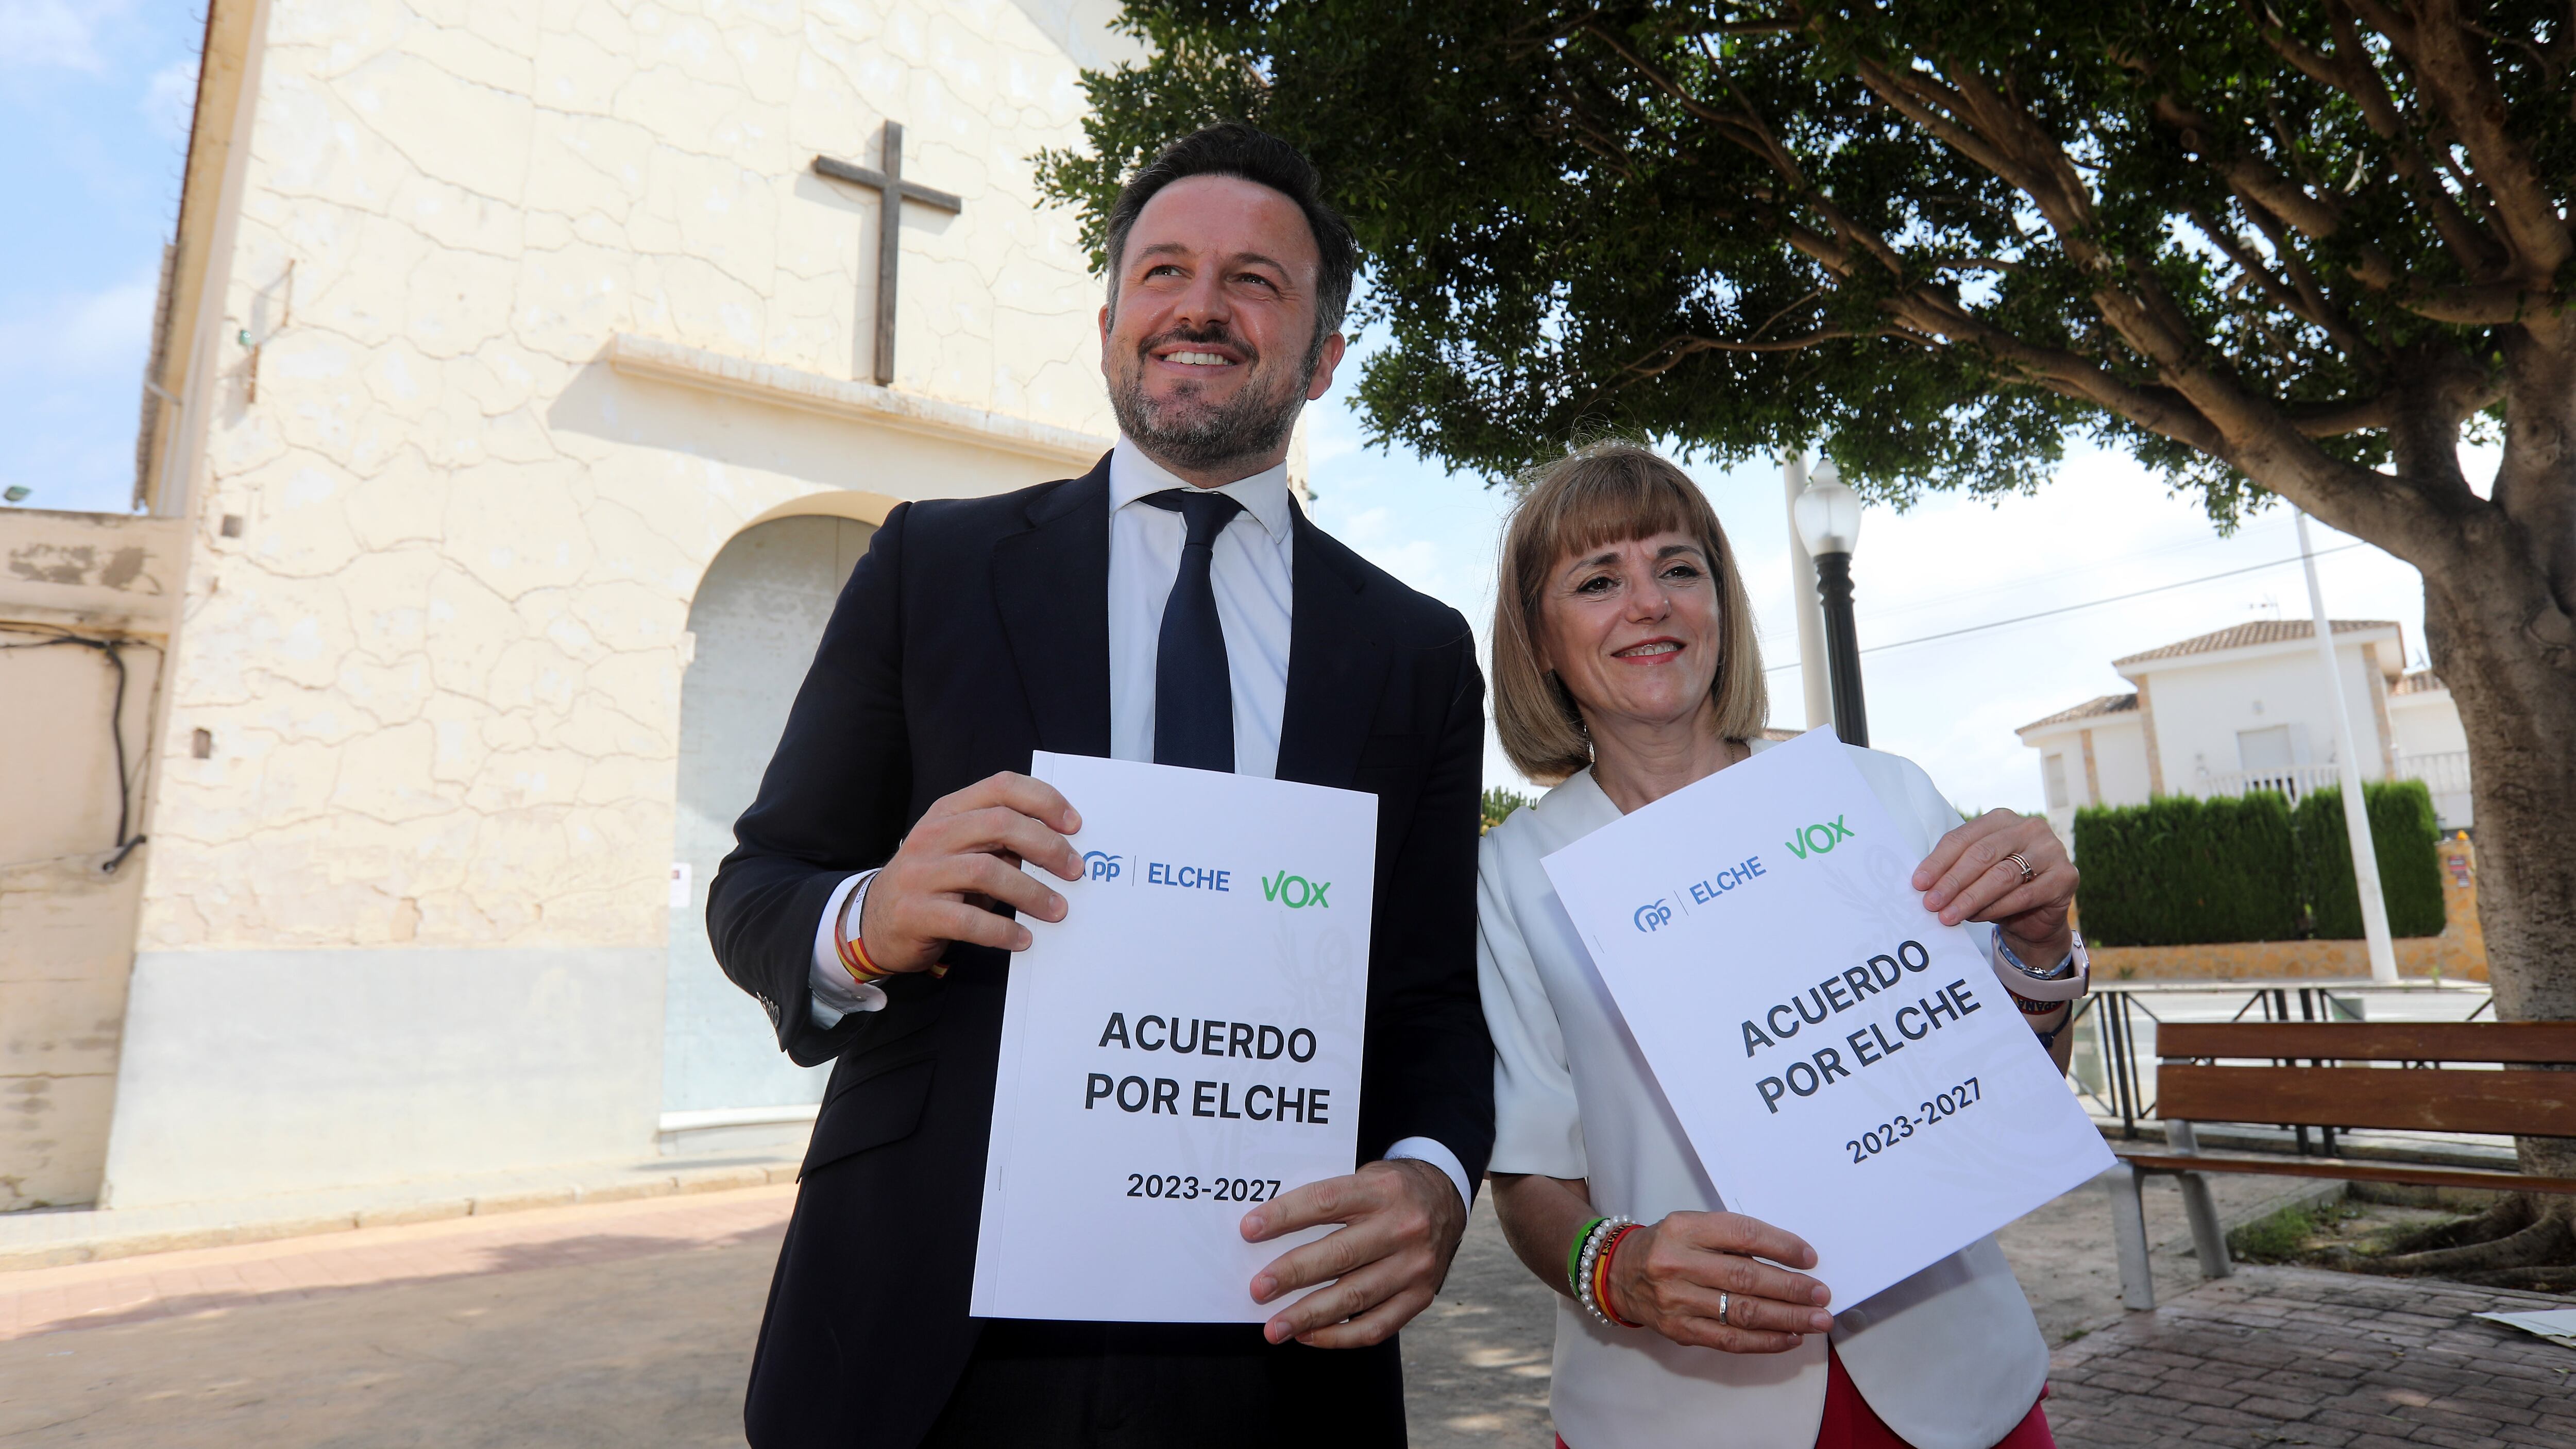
[3,0,1141,1213]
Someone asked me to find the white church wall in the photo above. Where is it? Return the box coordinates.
[103,946,664,1208]
[109,0,1129,1206]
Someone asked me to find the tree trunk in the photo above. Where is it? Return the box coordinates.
[2282,325,2576,1271]
[2414,433,2576,1250]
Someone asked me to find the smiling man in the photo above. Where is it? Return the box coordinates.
[708,125,1494,1447]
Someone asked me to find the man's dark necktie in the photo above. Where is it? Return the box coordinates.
[1143,487,1246,772]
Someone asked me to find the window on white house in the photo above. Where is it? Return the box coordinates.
[2043,753,2070,810]
[2238,725,2295,772]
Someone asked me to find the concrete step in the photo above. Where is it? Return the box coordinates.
[0,1150,804,1273]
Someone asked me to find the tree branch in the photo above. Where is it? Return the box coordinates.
[2395,281,2571,325]
[2147,96,2349,241]
[2307,4,2504,273]
[2285,396,2398,435]
[2189,205,2379,364]
[2361,0,2575,277]
[1560,10,2468,552]
[2222,199,2385,365]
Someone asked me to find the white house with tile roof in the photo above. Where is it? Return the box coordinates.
[2017,619,2475,845]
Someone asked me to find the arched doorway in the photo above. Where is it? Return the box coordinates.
[662,512,877,1149]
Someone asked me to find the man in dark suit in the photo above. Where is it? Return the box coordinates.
[708,124,1493,1447]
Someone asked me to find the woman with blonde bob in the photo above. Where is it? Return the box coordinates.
[1478,440,2088,1449]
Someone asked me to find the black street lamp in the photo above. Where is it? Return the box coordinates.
[1792,463,1868,746]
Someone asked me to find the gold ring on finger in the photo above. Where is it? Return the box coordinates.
[2003,849,2036,885]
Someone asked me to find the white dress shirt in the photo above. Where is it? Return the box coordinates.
[1478,739,2052,1449]
[803,437,1469,1209]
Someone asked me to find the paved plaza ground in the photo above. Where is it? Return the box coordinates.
[1,1173,2567,1447]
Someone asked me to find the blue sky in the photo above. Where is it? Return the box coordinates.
[0,1,202,516]
[6,1,2445,817]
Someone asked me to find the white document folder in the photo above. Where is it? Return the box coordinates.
[969,751,1378,1323]
[1540,728,2113,1307]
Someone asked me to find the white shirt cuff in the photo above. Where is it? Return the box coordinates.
[808,870,887,1028]
[1383,1136,1472,1213]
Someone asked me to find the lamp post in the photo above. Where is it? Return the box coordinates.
[1781,455,1835,730]
[1793,461,1868,746]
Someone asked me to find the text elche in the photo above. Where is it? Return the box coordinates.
[1084,1012,1332,1126]
[1636,813,1857,933]
[1081,850,1332,910]
[1741,937,1987,1115]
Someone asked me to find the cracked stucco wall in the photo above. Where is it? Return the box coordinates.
[2,510,185,1210]
[135,0,1129,963]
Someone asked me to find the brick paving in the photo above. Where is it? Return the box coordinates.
[2047,1266,2576,1449]
[9,1184,2574,1447]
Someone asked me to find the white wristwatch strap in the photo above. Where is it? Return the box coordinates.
[1990,930,2089,1003]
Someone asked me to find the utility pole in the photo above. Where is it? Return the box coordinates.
[2298,509,2398,984]
[1783,456,1832,729]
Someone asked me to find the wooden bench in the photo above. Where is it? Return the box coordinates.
[2100,1020,2576,1309]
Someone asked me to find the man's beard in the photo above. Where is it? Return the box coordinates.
[1109,323,1312,475]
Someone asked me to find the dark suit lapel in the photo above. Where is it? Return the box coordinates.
[992,456,1114,758]
[1277,506,1392,791]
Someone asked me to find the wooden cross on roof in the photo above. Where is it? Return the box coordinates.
[811,121,963,386]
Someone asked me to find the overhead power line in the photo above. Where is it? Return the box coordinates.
[1762,541,2370,672]
[1752,518,2313,648]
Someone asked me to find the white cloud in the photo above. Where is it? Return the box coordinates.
[142,54,196,142]
[0,0,111,72]
[0,274,161,383]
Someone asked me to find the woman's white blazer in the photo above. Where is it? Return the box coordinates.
[1478,739,2052,1449]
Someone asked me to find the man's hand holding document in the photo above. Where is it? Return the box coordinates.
[1540,727,2113,1308]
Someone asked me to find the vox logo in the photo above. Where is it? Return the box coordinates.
[1785,816,1855,859]
[1261,871,1330,909]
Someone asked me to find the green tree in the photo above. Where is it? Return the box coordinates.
[1043,1,2576,1281]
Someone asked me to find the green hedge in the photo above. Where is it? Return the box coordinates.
[2072,794,2302,946]
[2074,781,2445,946]
[2293,780,2447,939]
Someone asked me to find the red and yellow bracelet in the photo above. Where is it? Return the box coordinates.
[1593,1223,1643,1328]
[834,922,892,984]
[834,883,946,984]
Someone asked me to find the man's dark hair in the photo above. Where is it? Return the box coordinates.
[1101,123,1358,348]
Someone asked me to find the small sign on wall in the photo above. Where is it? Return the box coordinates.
[670,862,693,909]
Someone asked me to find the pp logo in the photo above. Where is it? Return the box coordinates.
[1633,899,1674,933]
[1082,850,1123,882]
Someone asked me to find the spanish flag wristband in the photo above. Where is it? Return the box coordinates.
[833,874,946,984]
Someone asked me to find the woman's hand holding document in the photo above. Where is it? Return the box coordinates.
[1539,727,2113,1309]
[970,751,1389,1327]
